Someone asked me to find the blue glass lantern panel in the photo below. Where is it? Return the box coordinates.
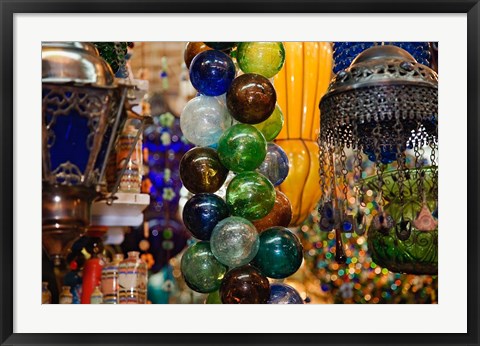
[46,110,90,179]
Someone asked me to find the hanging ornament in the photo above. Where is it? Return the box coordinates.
[225,171,276,221]
[226,73,277,124]
[217,124,267,172]
[252,227,303,279]
[256,142,290,187]
[219,265,270,304]
[236,42,286,78]
[252,190,293,232]
[319,45,438,275]
[182,193,230,241]
[267,283,304,304]
[180,42,301,303]
[210,216,260,268]
[189,50,236,96]
[253,104,284,141]
[274,42,333,226]
[180,241,227,293]
[180,147,229,194]
[180,95,233,147]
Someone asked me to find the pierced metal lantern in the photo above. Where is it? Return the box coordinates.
[42,42,144,264]
[318,45,438,275]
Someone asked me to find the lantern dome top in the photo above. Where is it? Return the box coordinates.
[42,42,115,87]
[324,45,437,96]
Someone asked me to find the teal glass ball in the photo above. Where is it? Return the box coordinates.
[253,227,303,279]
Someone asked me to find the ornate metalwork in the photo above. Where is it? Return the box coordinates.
[318,45,438,274]
[42,84,114,186]
[41,42,139,264]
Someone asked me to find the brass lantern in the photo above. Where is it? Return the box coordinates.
[318,45,438,274]
[42,42,140,265]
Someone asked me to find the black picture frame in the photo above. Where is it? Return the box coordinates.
[1,1,479,345]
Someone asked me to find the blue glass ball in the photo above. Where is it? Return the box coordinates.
[267,283,304,304]
[257,142,289,186]
[182,193,230,241]
[189,50,236,96]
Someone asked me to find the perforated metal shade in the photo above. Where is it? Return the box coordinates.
[317,45,438,274]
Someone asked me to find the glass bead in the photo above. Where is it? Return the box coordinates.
[252,190,292,232]
[253,104,284,141]
[182,193,230,240]
[226,171,276,220]
[179,147,229,194]
[236,42,285,78]
[257,142,289,186]
[226,73,276,124]
[252,226,303,279]
[189,50,236,96]
[180,242,227,293]
[210,216,259,268]
[217,124,267,173]
[267,283,304,304]
[219,265,270,304]
[180,95,233,147]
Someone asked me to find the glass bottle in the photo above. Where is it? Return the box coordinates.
[90,286,103,304]
[42,282,52,304]
[59,285,73,304]
[81,236,103,304]
[116,118,143,193]
[118,251,148,304]
[101,253,124,304]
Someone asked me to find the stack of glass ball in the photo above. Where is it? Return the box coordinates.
[179,42,304,304]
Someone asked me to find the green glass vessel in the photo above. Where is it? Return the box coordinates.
[364,168,438,275]
[226,172,275,220]
[180,242,227,293]
[217,124,267,173]
[236,42,286,78]
[253,104,284,142]
[252,227,303,279]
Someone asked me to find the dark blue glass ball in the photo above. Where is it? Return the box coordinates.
[189,50,236,96]
[267,283,304,304]
[182,193,230,240]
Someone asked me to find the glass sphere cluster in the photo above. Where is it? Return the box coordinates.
[180,42,303,304]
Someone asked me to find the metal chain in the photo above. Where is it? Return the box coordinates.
[413,138,426,202]
[372,123,385,209]
[318,137,328,204]
[429,136,438,200]
[340,146,349,203]
[394,114,406,203]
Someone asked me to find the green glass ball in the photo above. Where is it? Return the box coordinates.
[226,172,275,221]
[180,242,227,293]
[253,227,303,279]
[217,124,267,173]
[253,104,284,141]
[236,42,286,78]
